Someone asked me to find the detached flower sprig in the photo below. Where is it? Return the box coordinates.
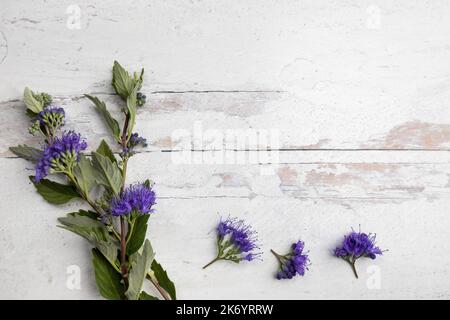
[334,230,384,279]
[203,217,262,269]
[10,61,176,300]
[271,240,310,280]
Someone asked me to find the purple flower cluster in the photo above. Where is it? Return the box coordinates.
[110,183,156,216]
[35,131,87,182]
[121,132,147,157]
[217,217,261,262]
[273,240,309,280]
[37,107,65,126]
[335,231,382,260]
[334,230,383,278]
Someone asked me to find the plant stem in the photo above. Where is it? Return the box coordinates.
[146,273,172,300]
[348,259,359,279]
[119,112,130,193]
[125,217,134,243]
[121,158,128,193]
[121,114,130,144]
[116,111,133,290]
[202,256,221,269]
[270,249,283,260]
[120,216,128,286]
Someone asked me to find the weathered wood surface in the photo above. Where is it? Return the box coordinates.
[1,0,450,299]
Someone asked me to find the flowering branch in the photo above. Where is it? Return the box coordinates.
[271,241,309,280]
[10,61,176,300]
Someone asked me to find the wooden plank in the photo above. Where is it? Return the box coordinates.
[2,92,450,155]
[1,155,450,299]
[1,1,450,98]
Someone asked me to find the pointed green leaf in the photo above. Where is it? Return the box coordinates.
[24,87,44,113]
[92,152,122,196]
[151,259,176,300]
[126,214,150,255]
[126,86,138,138]
[96,140,117,164]
[112,61,133,99]
[139,291,158,300]
[92,249,124,300]
[77,209,98,219]
[112,61,144,101]
[136,68,144,91]
[85,94,121,140]
[9,145,43,163]
[125,240,154,300]
[58,210,119,267]
[30,176,80,204]
[73,154,96,196]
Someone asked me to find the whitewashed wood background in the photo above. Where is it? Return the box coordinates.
[1,0,450,299]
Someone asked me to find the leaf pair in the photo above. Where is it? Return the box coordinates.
[112,60,144,100]
[92,239,157,300]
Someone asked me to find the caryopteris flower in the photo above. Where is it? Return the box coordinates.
[110,183,156,216]
[271,240,310,280]
[120,132,148,158]
[35,131,87,182]
[203,217,262,269]
[334,230,383,278]
[28,106,65,136]
[37,107,65,128]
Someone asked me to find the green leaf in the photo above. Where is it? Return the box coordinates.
[77,209,98,219]
[92,152,122,196]
[151,259,176,300]
[9,145,43,163]
[126,214,150,255]
[125,239,154,300]
[112,61,134,99]
[73,154,96,196]
[112,61,144,100]
[136,68,144,91]
[126,86,138,138]
[92,248,124,300]
[96,140,117,164]
[24,87,44,113]
[139,291,158,300]
[85,94,121,140]
[58,210,119,267]
[30,176,80,204]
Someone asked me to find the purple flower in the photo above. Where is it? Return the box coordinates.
[121,133,147,158]
[334,230,384,278]
[35,131,87,182]
[110,183,156,216]
[272,240,310,280]
[37,107,65,127]
[129,133,147,146]
[203,217,262,269]
[29,107,65,136]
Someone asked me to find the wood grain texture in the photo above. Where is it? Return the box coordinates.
[1,0,450,299]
